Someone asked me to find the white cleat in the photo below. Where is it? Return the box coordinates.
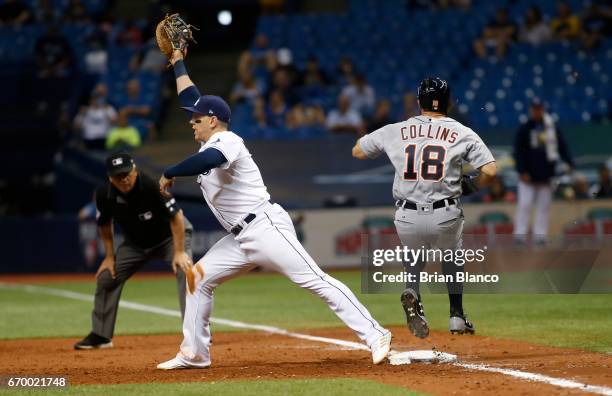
[156,357,209,370]
[370,332,392,364]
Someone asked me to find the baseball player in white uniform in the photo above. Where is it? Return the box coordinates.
[352,77,497,338]
[155,50,391,370]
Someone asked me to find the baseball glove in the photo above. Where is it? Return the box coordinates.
[461,175,479,196]
[155,13,199,62]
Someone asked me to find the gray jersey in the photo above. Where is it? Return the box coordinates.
[359,115,494,202]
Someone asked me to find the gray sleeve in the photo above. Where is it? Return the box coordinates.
[359,126,386,159]
[464,132,495,169]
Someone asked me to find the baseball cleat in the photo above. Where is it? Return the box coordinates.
[401,289,429,339]
[370,332,392,364]
[449,314,475,335]
[74,332,113,350]
[156,357,210,370]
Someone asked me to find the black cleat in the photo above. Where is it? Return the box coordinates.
[400,289,429,339]
[449,314,475,335]
[74,332,113,350]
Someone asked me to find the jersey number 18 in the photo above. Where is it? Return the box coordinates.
[403,144,446,181]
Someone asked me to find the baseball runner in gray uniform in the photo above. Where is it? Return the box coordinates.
[352,77,497,338]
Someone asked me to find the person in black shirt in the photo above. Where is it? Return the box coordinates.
[513,99,574,243]
[75,152,194,350]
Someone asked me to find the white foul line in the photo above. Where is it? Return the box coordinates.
[1,282,611,395]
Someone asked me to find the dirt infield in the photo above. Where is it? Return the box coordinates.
[2,327,611,395]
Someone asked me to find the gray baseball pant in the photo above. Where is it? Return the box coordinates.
[91,230,192,339]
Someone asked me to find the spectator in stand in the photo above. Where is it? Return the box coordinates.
[116,18,143,48]
[340,73,376,117]
[593,164,612,199]
[84,32,108,76]
[519,6,552,46]
[403,92,420,119]
[581,3,612,50]
[34,0,58,23]
[0,0,31,26]
[74,84,117,150]
[115,79,155,140]
[63,0,90,24]
[253,96,267,128]
[367,99,393,131]
[513,98,574,243]
[473,8,517,59]
[35,24,72,78]
[571,173,592,200]
[230,68,264,106]
[286,102,325,129]
[483,176,516,203]
[326,94,365,136]
[267,67,299,106]
[34,24,73,112]
[238,33,275,80]
[336,56,356,86]
[264,90,289,128]
[131,37,167,75]
[105,111,142,151]
[299,56,330,100]
[551,2,581,41]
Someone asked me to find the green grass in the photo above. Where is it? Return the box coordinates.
[0,379,425,396]
[1,272,611,352]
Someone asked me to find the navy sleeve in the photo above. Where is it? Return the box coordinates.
[163,148,228,178]
[556,128,574,168]
[178,85,201,108]
[513,126,528,175]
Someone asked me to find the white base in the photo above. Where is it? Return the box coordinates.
[388,350,458,365]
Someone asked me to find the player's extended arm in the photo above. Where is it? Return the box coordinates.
[351,139,369,160]
[475,161,497,188]
[462,162,497,195]
[170,49,201,105]
[159,148,228,196]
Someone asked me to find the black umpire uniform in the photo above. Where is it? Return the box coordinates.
[75,152,193,349]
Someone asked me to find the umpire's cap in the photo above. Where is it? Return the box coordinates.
[417,77,450,114]
[106,152,135,176]
[182,95,231,123]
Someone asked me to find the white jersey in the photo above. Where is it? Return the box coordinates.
[196,131,270,231]
[359,115,494,203]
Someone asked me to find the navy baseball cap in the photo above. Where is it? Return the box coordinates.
[106,152,135,176]
[181,95,231,123]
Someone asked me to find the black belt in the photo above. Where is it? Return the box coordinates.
[230,200,274,236]
[396,198,457,210]
[231,213,256,235]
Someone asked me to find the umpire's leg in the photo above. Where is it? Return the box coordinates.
[92,242,147,339]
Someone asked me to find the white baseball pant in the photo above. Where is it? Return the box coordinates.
[174,202,388,367]
[514,180,552,238]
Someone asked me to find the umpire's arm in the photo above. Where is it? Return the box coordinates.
[169,209,192,274]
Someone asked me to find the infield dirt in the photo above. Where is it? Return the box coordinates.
[2,327,611,395]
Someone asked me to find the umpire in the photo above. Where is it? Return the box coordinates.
[75,152,193,349]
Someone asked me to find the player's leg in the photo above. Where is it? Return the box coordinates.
[514,180,536,241]
[242,206,390,358]
[76,242,147,349]
[158,234,254,369]
[395,208,429,338]
[432,205,474,334]
[533,183,553,243]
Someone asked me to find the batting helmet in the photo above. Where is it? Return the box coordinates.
[417,77,450,114]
